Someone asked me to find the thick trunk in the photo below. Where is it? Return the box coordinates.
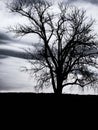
[55,76,63,94]
[56,81,63,94]
[54,67,63,94]
[52,81,63,94]
[55,87,62,94]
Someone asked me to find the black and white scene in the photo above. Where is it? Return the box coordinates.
[1,0,98,95]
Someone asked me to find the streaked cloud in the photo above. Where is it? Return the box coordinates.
[0,32,11,41]
[0,32,12,44]
[67,0,98,4]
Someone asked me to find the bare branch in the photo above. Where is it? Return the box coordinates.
[8,1,98,94]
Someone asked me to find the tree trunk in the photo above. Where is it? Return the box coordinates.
[52,81,63,94]
[55,76,63,94]
[55,87,62,94]
[53,66,63,94]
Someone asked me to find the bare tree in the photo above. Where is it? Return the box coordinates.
[8,0,98,94]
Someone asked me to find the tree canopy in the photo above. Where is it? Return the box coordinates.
[8,0,98,94]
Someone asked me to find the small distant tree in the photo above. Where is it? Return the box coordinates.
[8,0,98,94]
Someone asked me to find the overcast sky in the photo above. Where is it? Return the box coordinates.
[68,0,98,4]
[0,0,98,42]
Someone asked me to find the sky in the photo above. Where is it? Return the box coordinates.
[0,0,98,93]
[68,0,98,4]
[0,0,98,43]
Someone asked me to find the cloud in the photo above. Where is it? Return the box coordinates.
[0,32,11,41]
[67,0,98,4]
[0,49,28,59]
[0,32,12,44]
[9,0,43,6]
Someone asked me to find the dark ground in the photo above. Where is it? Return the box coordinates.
[0,93,98,103]
[0,93,97,119]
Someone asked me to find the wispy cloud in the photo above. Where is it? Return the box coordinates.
[0,32,12,44]
[0,32,11,41]
[67,0,98,4]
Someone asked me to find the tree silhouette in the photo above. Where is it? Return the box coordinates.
[8,0,98,94]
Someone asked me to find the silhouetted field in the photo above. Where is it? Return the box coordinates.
[0,93,98,102]
[0,93,97,115]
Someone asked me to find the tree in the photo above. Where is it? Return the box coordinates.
[8,0,98,94]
